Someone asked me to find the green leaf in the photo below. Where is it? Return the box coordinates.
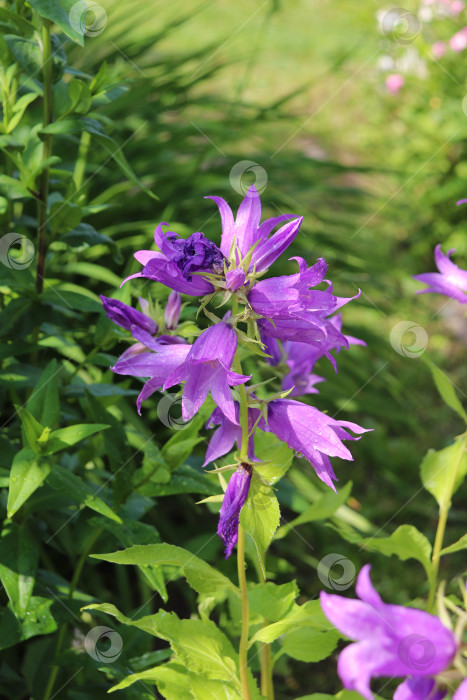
[362,525,434,587]
[249,599,335,646]
[91,543,238,596]
[0,521,38,618]
[440,534,467,556]
[4,35,41,78]
[7,92,38,133]
[161,416,204,469]
[240,477,280,556]
[275,481,352,539]
[0,596,57,650]
[26,359,61,428]
[254,430,293,485]
[248,580,298,622]
[7,448,51,517]
[139,463,217,498]
[15,406,45,453]
[43,423,109,455]
[28,0,87,45]
[90,132,158,201]
[62,222,118,254]
[49,200,82,235]
[281,627,341,662]
[420,439,467,508]
[89,518,167,602]
[423,358,467,423]
[0,7,35,35]
[46,464,121,522]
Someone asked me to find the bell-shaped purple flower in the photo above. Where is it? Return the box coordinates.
[123,224,225,296]
[218,464,252,558]
[265,399,370,489]
[163,322,250,423]
[111,343,191,414]
[100,296,158,335]
[203,405,259,466]
[394,677,446,700]
[206,184,302,272]
[320,565,457,700]
[453,679,467,700]
[164,291,182,330]
[414,244,467,303]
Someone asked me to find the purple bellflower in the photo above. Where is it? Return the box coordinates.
[164,290,182,330]
[111,343,192,414]
[414,245,467,303]
[265,399,371,490]
[124,224,224,296]
[217,463,252,558]
[453,679,467,700]
[203,404,260,466]
[206,184,303,272]
[320,565,457,700]
[163,322,250,423]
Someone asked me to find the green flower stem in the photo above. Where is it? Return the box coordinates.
[36,18,53,295]
[428,434,467,612]
[237,524,252,700]
[258,563,275,700]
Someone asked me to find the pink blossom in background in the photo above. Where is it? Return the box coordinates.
[385,73,405,94]
[432,41,446,58]
[450,0,465,15]
[450,26,467,51]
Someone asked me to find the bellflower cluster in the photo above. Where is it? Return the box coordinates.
[321,565,459,700]
[103,185,370,557]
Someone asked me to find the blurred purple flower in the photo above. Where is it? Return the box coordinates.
[163,322,250,423]
[394,677,446,700]
[218,464,252,558]
[414,244,467,303]
[203,405,260,466]
[206,184,303,272]
[164,291,182,330]
[320,565,457,700]
[453,679,467,700]
[265,399,370,489]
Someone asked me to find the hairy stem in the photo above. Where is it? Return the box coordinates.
[257,561,274,699]
[237,525,252,700]
[36,18,53,294]
[428,434,467,611]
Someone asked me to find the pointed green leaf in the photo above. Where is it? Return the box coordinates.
[362,525,433,588]
[28,0,86,45]
[440,534,467,556]
[423,358,467,423]
[46,464,121,522]
[281,627,341,662]
[15,406,44,453]
[420,439,467,508]
[91,543,238,596]
[26,359,61,427]
[0,522,38,617]
[249,599,334,646]
[254,430,293,485]
[7,448,51,517]
[240,477,280,556]
[248,580,298,622]
[275,481,352,539]
[43,423,109,455]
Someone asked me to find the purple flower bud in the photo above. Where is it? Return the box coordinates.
[100,296,158,335]
[164,291,181,330]
[320,565,457,700]
[225,268,246,291]
[218,464,252,558]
